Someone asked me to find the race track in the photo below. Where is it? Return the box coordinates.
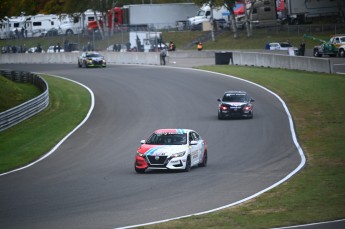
[0,64,303,229]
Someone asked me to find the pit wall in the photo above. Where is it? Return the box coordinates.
[0,50,333,73]
[231,51,332,74]
[0,52,161,65]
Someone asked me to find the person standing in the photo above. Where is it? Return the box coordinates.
[169,41,176,51]
[197,42,203,51]
[160,48,167,65]
[299,40,306,56]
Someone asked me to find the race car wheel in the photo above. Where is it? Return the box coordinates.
[218,112,223,120]
[339,49,345,57]
[198,151,208,167]
[248,111,253,119]
[184,156,191,172]
[78,62,82,68]
[83,61,87,68]
[135,167,145,174]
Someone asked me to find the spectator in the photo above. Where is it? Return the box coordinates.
[57,43,61,52]
[169,41,176,51]
[197,42,203,51]
[265,42,270,50]
[160,48,167,65]
[36,44,42,53]
[299,40,306,56]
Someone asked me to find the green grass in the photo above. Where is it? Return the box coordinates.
[0,75,41,112]
[0,75,91,173]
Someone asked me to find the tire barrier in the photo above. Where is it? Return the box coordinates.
[0,69,49,131]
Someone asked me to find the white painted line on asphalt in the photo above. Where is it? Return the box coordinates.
[0,74,95,177]
[115,67,307,229]
[270,218,345,228]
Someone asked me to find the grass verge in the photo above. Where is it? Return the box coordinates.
[137,66,345,228]
[0,75,41,112]
[0,75,91,173]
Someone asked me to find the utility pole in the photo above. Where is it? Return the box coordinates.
[210,1,215,41]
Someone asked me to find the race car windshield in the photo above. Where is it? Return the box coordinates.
[223,94,246,102]
[146,133,187,145]
[86,53,101,58]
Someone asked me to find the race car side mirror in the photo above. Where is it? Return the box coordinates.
[140,140,146,144]
[190,140,197,145]
[217,98,221,102]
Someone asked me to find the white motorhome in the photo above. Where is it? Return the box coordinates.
[129,31,164,52]
[25,14,60,37]
[188,3,229,30]
[0,16,26,39]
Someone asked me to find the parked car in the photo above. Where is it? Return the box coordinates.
[134,128,208,173]
[77,52,106,68]
[25,47,45,53]
[47,45,64,53]
[217,91,254,119]
[269,42,297,51]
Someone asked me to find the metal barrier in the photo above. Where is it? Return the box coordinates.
[0,69,49,131]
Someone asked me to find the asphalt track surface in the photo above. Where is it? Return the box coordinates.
[0,62,318,229]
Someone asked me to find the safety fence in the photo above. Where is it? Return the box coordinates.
[0,69,49,131]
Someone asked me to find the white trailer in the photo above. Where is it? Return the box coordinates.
[123,3,198,30]
[284,0,344,24]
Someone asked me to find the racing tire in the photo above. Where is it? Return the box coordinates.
[135,167,145,174]
[339,49,345,57]
[198,151,208,167]
[248,111,253,119]
[313,49,322,57]
[184,156,191,172]
[83,61,87,68]
[218,112,223,120]
[66,29,74,35]
[78,62,82,68]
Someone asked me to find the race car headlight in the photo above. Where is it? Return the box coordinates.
[136,151,144,157]
[171,151,186,158]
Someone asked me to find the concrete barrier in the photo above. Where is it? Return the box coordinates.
[232,51,331,73]
[0,51,161,65]
[0,50,332,73]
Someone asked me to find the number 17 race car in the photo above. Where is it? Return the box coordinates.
[134,129,208,173]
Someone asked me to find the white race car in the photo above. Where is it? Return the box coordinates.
[134,129,208,173]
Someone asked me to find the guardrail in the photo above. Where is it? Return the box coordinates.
[0,69,49,131]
